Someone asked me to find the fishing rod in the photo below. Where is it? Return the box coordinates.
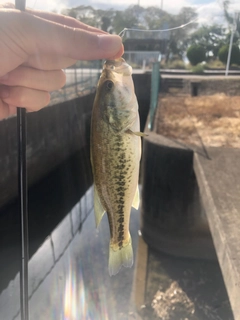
[15,0,29,319]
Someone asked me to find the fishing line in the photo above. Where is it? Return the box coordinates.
[117,1,227,39]
[118,17,199,38]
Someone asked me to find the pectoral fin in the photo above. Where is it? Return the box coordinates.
[94,184,105,228]
[126,129,148,137]
[132,186,140,210]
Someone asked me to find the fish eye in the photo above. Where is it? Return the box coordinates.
[105,80,114,90]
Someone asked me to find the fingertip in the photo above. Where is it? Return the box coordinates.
[110,44,124,60]
[98,34,123,59]
[44,91,51,107]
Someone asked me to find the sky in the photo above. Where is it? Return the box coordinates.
[1,0,240,26]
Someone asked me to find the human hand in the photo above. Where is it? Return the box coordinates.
[0,5,124,119]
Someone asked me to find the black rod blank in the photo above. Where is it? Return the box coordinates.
[17,108,29,320]
[15,0,29,320]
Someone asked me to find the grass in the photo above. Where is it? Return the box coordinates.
[204,59,225,69]
[161,59,186,70]
[191,63,205,74]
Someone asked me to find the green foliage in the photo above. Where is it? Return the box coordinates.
[189,25,225,59]
[187,45,206,65]
[61,3,240,70]
[191,63,205,74]
[161,59,186,69]
[61,6,116,29]
[61,4,198,61]
[204,59,225,69]
[218,44,240,65]
[165,7,198,60]
[112,6,145,34]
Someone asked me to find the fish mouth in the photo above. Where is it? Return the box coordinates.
[104,58,132,76]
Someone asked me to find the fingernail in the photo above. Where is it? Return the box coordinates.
[98,35,122,54]
[0,73,9,81]
[0,86,9,99]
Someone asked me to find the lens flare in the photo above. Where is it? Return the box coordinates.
[64,263,85,320]
[63,261,111,320]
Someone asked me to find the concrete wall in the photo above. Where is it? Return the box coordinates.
[161,77,240,96]
[190,78,240,96]
[0,73,151,208]
[0,94,95,208]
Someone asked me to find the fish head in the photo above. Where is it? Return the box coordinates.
[95,58,139,132]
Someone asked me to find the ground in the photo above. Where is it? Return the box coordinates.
[155,94,240,149]
[135,93,238,320]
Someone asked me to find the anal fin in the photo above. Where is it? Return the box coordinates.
[132,186,140,210]
[93,184,105,228]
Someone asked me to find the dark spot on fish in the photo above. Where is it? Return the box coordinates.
[118,217,124,223]
[116,187,124,192]
[114,164,125,170]
[118,225,124,232]
[118,232,124,241]
[115,142,123,147]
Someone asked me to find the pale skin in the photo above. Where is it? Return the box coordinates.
[0,4,124,120]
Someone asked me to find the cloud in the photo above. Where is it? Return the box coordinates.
[197,0,240,26]
[27,0,68,12]
[1,0,240,27]
[196,1,225,25]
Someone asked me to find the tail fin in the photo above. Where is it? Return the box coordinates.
[108,236,133,276]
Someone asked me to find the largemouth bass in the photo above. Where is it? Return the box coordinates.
[90,58,143,276]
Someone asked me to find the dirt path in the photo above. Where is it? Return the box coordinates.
[156,94,240,149]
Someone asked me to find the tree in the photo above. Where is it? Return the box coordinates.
[165,7,198,61]
[101,16,111,32]
[189,25,225,59]
[222,0,240,34]
[61,4,199,60]
[112,5,146,35]
[218,44,240,65]
[187,45,206,65]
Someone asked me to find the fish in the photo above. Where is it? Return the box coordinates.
[90,57,144,276]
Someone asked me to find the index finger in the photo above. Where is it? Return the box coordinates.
[12,11,124,61]
[26,8,108,35]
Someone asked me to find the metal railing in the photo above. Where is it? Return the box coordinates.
[50,53,161,105]
[50,60,102,106]
[123,51,161,70]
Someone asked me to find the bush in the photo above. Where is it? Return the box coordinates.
[187,45,206,66]
[168,59,186,69]
[191,63,205,74]
[218,44,240,65]
[204,59,225,69]
[161,59,186,69]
